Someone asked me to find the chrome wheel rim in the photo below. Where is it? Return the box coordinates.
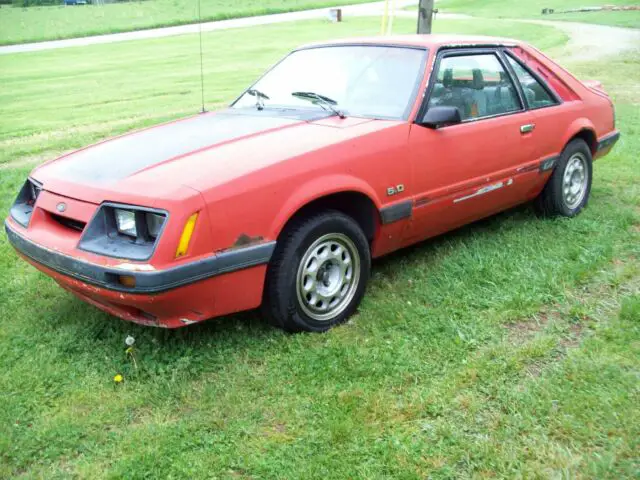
[562,153,588,209]
[296,233,360,322]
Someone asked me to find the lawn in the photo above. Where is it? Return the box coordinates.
[0,0,374,46]
[434,0,640,28]
[1,14,639,479]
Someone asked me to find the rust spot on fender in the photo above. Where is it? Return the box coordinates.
[232,233,264,249]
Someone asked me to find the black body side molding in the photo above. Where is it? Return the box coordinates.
[539,155,559,172]
[380,200,413,224]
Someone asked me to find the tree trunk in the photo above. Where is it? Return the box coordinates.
[417,0,434,34]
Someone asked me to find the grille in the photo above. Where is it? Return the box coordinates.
[51,213,86,232]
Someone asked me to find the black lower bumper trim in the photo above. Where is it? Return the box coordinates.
[597,131,620,152]
[5,221,275,294]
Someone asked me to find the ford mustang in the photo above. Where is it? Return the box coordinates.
[5,35,619,332]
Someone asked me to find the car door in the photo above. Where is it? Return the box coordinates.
[503,49,567,165]
[406,48,541,242]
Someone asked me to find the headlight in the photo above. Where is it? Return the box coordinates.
[115,209,137,237]
[114,209,166,240]
[78,204,168,261]
[146,213,165,238]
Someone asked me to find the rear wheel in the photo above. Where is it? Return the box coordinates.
[535,139,593,217]
[262,211,371,332]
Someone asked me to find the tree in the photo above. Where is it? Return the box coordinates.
[416,0,435,34]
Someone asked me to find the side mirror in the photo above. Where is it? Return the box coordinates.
[418,106,462,129]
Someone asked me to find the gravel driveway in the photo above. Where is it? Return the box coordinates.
[520,19,640,62]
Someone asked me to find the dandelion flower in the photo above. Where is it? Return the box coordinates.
[114,374,123,383]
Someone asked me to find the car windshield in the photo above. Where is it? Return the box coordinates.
[232,45,427,120]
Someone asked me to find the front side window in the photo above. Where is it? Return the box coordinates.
[233,45,427,120]
[505,55,557,109]
[427,53,522,121]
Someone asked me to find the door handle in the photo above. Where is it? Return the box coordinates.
[520,123,535,134]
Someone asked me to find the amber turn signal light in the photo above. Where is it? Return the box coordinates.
[176,212,199,258]
[118,275,136,288]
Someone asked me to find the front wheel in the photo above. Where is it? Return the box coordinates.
[535,138,593,217]
[262,211,371,332]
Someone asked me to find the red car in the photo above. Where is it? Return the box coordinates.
[5,35,619,332]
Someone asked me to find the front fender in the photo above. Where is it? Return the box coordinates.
[268,174,382,239]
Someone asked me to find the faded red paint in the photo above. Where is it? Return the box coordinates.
[5,35,619,327]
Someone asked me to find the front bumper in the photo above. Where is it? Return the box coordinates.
[5,220,275,327]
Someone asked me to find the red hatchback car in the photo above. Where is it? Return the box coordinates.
[5,35,619,332]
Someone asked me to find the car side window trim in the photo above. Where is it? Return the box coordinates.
[401,47,430,120]
[500,49,563,109]
[494,49,527,114]
[417,47,526,127]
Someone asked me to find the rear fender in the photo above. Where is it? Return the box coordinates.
[561,118,597,153]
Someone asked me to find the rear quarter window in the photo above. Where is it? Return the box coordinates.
[505,55,557,109]
[510,47,579,102]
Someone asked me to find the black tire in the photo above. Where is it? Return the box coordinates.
[262,210,371,333]
[535,138,593,217]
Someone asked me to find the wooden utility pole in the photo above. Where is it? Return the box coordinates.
[416,0,435,34]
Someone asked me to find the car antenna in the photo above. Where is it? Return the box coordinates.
[196,0,206,114]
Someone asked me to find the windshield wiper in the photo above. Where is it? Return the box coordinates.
[291,91,346,119]
[246,88,270,111]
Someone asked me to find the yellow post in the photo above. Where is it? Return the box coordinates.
[387,0,396,35]
[380,0,389,35]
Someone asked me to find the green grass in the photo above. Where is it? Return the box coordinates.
[434,0,640,28]
[1,14,640,479]
[0,0,374,46]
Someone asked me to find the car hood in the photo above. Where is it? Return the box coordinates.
[32,109,396,206]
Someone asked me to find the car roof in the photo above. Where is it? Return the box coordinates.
[299,34,522,50]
